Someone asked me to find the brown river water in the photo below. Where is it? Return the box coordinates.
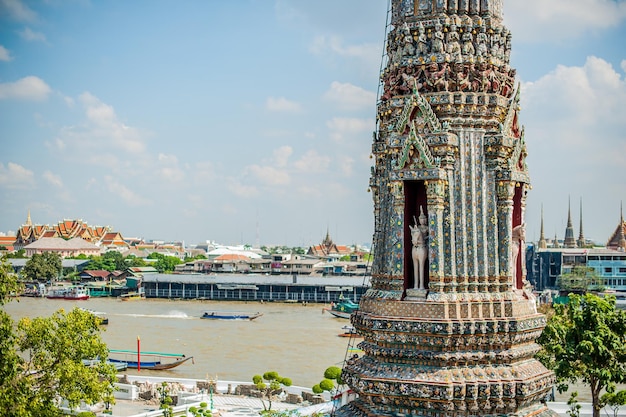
[4,296,610,403]
[3,297,355,390]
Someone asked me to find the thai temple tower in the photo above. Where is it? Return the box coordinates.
[563,199,576,248]
[335,1,556,416]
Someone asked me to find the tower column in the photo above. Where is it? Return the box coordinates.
[496,180,515,291]
[426,178,447,295]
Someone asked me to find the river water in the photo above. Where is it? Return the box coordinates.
[3,297,355,390]
[4,297,611,404]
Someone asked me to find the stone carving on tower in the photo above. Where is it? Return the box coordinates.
[335,0,556,416]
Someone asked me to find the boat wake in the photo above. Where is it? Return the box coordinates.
[113,311,191,319]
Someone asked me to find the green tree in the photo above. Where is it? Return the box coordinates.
[0,256,117,416]
[125,255,147,267]
[601,389,626,417]
[312,366,343,395]
[252,371,293,412]
[184,254,208,262]
[556,266,604,294]
[21,252,62,282]
[537,293,626,417]
[189,401,212,417]
[85,251,127,272]
[102,251,127,271]
[157,382,174,417]
[148,253,182,273]
[5,249,26,258]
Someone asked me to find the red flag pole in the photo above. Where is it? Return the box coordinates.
[137,336,141,372]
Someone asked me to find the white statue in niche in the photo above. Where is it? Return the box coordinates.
[511,223,526,288]
[409,206,429,290]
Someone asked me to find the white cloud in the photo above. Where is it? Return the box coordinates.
[104,176,150,206]
[521,56,626,237]
[0,76,51,101]
[265,96,302,113]
[0,162,35,189]
[157,153,185,183]
[0,0,37,22]
[273,146,293,167]
[227,179,260,198]
[19,27,46,42]
[338,156,355,177]
[309,35,379,61]
[326,117,374,142]
[245,164,291,186]
[76,92,146,153]
[42,171,63,188]
[192,161,216,185]
[621,59,626,74]
[523,56,625,134]
[293,150,330,173]
[505,0,626,41]
[0,45,12,61]
[323,81,376,111]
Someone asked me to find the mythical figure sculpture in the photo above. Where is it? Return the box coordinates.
[476,25,488,58]
[409,207,429,290]
[447,24,461,58]
[416,23,429,56]
[431,23,445,54]
[461,25,475,55]
[401,23,416,57]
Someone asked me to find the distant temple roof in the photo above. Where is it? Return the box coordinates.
[606,204,626,251]
[307,230,352,257]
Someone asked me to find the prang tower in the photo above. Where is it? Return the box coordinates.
[336,1,556,416]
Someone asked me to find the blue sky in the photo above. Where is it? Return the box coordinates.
[0,0,625,248]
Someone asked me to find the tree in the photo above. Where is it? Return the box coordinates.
[157,382,174,417]
[4,249,26,259]
[252,371,293,412]
[556,265,604,294]
[312,366,343,395]
[537,293,626,417]
[148,253,182,273]
[125,255,147,268]
[0,256,117,416]
[21,252,62,281]
[85,251,127,272]
[189,401,213,417]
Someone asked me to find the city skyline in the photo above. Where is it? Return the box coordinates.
[1,0,625,247]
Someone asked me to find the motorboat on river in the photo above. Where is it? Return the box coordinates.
[200,311,263,320]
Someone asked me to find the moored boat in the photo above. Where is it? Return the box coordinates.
[338,326,362,338]
[200,311,263,320]
[322,297,359,319]
[108,349,193,370]
[46,285,90,300]
[119,291,145,301]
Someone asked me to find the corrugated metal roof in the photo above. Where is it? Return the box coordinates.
[143,273,370,286]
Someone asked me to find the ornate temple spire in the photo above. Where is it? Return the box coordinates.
[618,202,626,252]
[577,198,586,248]
[563,197,576,248]
[553,232,560,248]
[25,210,32,226]
[335,1,556,416]
[538,204,547,249]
